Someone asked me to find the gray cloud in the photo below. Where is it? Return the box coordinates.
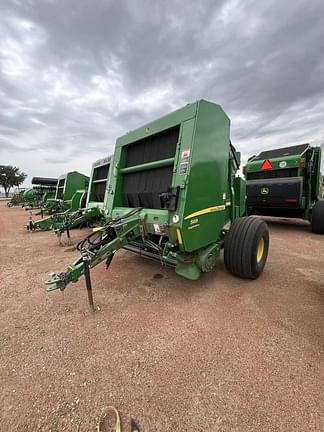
[0,0,323,183]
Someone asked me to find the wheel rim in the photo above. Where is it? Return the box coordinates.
[256,237,265,263]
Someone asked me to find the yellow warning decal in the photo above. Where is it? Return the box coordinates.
[184,205,226,220]
[176,228,183,245]
[92,226,104,232]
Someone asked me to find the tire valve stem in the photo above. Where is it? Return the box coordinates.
[82,252,95,312]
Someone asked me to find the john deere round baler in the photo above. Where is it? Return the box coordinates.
[245,144,324,233]
[45,100,270,309]
[27,171,89,231]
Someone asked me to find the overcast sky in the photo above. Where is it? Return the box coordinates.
[0,0,324,185]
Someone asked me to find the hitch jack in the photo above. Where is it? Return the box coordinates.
[82,253,96,312]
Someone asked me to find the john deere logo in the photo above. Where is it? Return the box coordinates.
[261,187,269,195]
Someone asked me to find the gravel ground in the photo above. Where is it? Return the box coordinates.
[0,201,323,431]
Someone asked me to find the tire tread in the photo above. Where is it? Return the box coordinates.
[224,216,269,279]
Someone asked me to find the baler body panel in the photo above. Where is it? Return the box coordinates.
[55,171,89,202]
[180,102,231,251]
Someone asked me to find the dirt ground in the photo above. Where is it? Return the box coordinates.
[0,201,323,432]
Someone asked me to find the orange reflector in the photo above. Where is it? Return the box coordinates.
[261,159,272,170]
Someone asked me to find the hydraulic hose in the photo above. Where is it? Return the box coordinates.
[76,207,143,252]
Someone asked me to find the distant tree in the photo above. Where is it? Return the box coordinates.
[0,165,27,197]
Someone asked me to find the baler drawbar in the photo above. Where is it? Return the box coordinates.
[46,208,141,292]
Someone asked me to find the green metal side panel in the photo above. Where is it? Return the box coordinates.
[64,171,89,201]
[234,177,246,218]
[246,154,303,173]
[178,101,231,251]
[55,171,89,202]
[23,188,35,199]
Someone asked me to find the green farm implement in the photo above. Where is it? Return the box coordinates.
[245,144,324,233]
[53,156,112,242]
[7,177,57,208]
[7,188,26,207]
[45,100,269,310]
[23,177,58,209]
[27,171,89,230]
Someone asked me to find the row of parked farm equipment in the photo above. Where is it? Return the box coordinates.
[16,160,110,242]
[7,177,57,208]
[28,170,89,230]
[8,99,323,311]
[28,157,111,242]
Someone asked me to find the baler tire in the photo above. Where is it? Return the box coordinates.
[224,216,269,279]
[311,200,324,234]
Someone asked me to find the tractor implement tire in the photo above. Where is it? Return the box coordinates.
[224,216,269,279]
[311,200,324,234]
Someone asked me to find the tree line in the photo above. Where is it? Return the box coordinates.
[0,165,27,197]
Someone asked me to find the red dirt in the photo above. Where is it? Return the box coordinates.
[0,201,323,431]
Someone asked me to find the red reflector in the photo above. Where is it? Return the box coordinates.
[300,158,306,168]
[261,159,272,171]
[285,198,298,203]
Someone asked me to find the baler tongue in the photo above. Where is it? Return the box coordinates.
[45,273,67,291]
[44,210,143,309]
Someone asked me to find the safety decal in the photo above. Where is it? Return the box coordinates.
[179,149,190,174]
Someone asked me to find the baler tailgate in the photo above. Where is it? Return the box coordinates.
[247,177,303,208]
